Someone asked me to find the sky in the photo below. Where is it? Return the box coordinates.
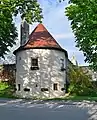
[1,0,88,66]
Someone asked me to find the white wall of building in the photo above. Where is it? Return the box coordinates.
[16,49,67,98]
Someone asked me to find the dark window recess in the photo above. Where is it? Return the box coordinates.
[31,58,38,66]
[31,58,39,70]
[31,66,39,70]
[61,67,66,71]
[36,84,38,87]
[18,84,20,91]
[61,88,65,91]
[41,88,48,92]
[60,59,66,71]
[53,83,58,90]
[24,88,30,92]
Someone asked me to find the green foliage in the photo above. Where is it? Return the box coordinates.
[64,95,97,101]
[0,0,43,58]
[0,82,9,90]
[65,0,97,70]
[0,82,16,98]
[68,65,97,96]
[42,96,97,101]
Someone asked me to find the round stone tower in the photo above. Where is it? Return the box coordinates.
[14,23,68,98]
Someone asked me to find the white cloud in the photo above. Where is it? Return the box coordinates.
[54,33,74,39]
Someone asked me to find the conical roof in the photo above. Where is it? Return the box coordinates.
[24,24,62,49]
[14,24,67,56]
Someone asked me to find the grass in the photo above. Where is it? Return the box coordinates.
[44,95,97,102]
[64,95,97,101]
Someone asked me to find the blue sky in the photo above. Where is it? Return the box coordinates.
[5,0,88,66]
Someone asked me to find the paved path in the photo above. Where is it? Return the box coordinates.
[0,99,97,120]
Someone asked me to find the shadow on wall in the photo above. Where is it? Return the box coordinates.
[15,29,67,98]
[17,47,66,98]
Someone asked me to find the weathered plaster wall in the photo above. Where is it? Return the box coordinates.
[16,49,67,98]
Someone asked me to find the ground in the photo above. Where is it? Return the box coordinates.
[0,99,97,120]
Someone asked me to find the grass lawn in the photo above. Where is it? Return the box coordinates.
[64,95,97,101]
[44,95,97,102]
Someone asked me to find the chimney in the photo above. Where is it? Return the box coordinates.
[20,19,29,46]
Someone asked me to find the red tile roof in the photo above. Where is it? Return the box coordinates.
[14,24,68,56]
[24,24,62,49]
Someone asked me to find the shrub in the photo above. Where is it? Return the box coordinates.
[67,65,97,96]
[0,82,15,98]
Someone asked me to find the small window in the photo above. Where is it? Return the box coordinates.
[24,88,30,92]
[41,88,48,92]
[60,59,64,68]
[53,83,58,90]
[61,88,65,91]
[18,84,20,91]
[60,59,65,71]
[36,84,38,87]
[31,58,38,67]
[31,58,39,70]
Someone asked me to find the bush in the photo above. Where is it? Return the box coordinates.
[0,82,9,90]
[0,82,16,98]
[68,65,97,96]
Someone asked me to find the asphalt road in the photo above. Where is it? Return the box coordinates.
[0,99,94,120]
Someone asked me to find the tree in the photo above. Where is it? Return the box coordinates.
[0,0,42,58]
[65,0,97,70]
[67,65,96,96]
